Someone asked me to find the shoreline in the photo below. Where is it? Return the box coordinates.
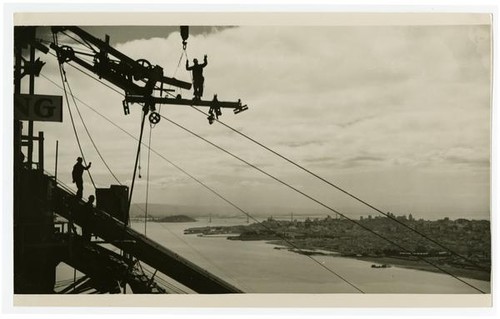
[350,256,490,282]
[268,242,490,282]
[186,225,491,283]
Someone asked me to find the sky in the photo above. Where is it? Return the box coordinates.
[21,18,492,220]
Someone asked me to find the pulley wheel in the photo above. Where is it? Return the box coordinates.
[134,58,152,81]
[149,112,161,124]
[59,46,75,63]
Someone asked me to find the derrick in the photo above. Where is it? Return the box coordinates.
[13,25,247,294]
[50,26,248,125]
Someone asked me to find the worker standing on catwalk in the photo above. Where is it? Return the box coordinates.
[72,157,91,198]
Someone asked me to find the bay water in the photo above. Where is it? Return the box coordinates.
[128,219,490,294]
[55,218,490,294]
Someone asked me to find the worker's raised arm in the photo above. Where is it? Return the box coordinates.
[201,54,208,67]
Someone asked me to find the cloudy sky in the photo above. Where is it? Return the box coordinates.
[25,16,491,220]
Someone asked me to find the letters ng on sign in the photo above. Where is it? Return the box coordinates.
[14,94,63,122]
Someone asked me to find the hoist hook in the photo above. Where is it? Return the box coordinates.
[180,26,189,50]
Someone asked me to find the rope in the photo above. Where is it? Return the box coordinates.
[40,75,364,293]
[144,124,153,236]
[45,42,487,292]
[173,48,186,79]
[128,110,147,216]
[159,112,487,294]
[186,51,193,83]
[53,33,96,189]
[42,71,485,293]
[154,222,253,292]
[61,30,95,53]
[166,48,188,99]
[141,265,188,294]
[146,150,365,291]
[189,105,490,273]
[47,51,124,95]
[41,73,121,187]
[131,203,250,292]
[138,148,142,179]
[62,70,122,186]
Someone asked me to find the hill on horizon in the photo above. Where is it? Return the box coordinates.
[128,203,489,221]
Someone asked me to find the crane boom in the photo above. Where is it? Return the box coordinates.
[50,26,248,120]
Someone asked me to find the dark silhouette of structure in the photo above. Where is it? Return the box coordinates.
[72,157,91,198]
[14,25,246,294]
[186,55,208,99]
[82,195,95,241]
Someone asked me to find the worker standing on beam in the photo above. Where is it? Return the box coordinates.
[72,157,91,198]
[186,54,208,100]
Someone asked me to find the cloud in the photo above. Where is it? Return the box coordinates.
[437,147,490,168]
[279,140,324,148]
[31,24,491,217]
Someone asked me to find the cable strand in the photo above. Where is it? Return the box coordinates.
[63,69,122,186]
[43,70,485,293]
[189,105,490,273]
[53,34,96,189]
[40,74,364,293]
[159,112,486,294]
[144,124,153,236]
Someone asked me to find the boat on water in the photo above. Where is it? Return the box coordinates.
[371,264,392,269]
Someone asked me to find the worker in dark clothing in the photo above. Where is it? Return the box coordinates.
[16,151,26,169]
[82,195,95,241]
[186,54,208,99]
[72,157,91,198]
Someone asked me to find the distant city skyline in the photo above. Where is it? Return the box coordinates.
[129,202,489,221]
[26,17,491,221]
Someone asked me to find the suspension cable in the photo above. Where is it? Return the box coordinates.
[189,105,490,273]
[40,75,364,293]
[49,169,182,293]
[128,109,147,217]
[60,30,96,53]
[131,189,252,292]
[53,33,96,189]
[43,70,486,293]
[153,221,253,292]
[144,124,153,236]
[62,69,122,186]
[158,112,486,294]
[44,47,487,292]
[47,51,124,96]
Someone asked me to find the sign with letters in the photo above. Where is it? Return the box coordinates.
[14,94,63,122]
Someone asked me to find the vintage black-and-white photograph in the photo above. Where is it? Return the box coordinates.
[10,11,492,306]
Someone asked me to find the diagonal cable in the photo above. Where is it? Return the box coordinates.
[44,66,487,293]
[40,74,364,293]
[189,105,490,273]
[159,112,487,294]
[63,69,122,186]
[53,35,96,189]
